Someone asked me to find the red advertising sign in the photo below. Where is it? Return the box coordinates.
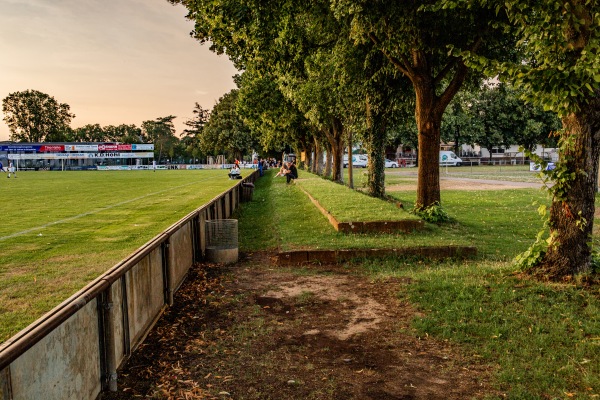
[98,144,118,151]
[117,144,132,151]
[40,145,64,152]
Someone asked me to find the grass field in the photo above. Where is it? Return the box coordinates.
[0,169,245,342]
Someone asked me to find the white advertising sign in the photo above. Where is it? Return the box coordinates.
[64,144,99,152]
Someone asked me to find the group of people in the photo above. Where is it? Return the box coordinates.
[0,161,16,178]
[228,158,298,183]
[275,161,298,183]
[228,161,242,179]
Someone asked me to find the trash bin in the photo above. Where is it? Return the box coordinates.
[205,219,238,263]
[241,182,255,202]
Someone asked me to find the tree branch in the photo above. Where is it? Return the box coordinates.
[434,36,482,86]
[437,37,483,110]
[368,32,413,78]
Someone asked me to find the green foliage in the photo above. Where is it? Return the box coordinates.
[459,83,561,157]
[142,115,178,163]
[514,204,551,271]
[411,202,451,224]
[2,89,74,142]
[201,90,257,161]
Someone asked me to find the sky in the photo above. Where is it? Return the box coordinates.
[0,0,239,141]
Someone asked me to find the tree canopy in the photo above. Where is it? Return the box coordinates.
[2,89,75,142]
[200,90,256,161]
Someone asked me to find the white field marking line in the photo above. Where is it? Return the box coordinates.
[0,176,224,241]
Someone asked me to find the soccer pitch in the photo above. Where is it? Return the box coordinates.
[0,169,247,342]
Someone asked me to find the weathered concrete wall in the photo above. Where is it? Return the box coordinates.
[126,247,165,350]
[111,278,126,369]
[169,222,193,293]
[1,367,10,399]
[199,210,207,258]
[9,300,101,400]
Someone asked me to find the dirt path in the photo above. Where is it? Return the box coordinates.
[103,253,496,400]
[387,176,542,192]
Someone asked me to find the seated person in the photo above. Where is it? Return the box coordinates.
[286,162,298,184]
[228,165,242,179]
[275,162,290,177]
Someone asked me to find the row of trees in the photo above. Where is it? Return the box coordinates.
[168,0,599,279]
[1,89,259,163]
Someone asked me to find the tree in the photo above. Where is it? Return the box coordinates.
[104,124,145,144]
[2,89,75,142]
[465,0,600,278]
[237,70,310,158]
[201,90,256,161]
[469,83,522,161]
[72,124,107,142]
[332,1,515,209]
[181,102,210,163]
[142,116,178,162]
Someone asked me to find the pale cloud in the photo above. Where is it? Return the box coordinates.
[0,0,238,140]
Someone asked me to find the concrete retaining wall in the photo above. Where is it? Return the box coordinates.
[0,171,258,400]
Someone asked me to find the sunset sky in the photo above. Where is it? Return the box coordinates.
[0,0,239,141]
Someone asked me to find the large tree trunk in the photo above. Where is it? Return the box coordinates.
[347,131,354,189]
[324,142,332,178]
[536,97,600,278]
[312,136,321,174]
[365,95,387,198]
[372,42,472,209]
[414,79,444,208]
[302,143,312,171]
[324,118,344,183]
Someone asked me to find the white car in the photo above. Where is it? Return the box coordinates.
[385,159,398,168]
[343,154,368,168]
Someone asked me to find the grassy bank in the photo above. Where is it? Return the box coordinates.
[238,170,546,258]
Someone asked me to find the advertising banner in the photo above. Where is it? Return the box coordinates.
[8,152,154,160]
[64,144,99,152]
[131,144,154,151]
[0,145,41,152]
[40,145,65,152]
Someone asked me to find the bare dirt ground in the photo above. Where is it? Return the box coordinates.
[102,252,497,400]
[387,177,542,192]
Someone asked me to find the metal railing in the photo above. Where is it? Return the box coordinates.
[0,171,258,400]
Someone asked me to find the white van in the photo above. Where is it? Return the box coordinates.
[439,151,463,166]
[343,154,368,168]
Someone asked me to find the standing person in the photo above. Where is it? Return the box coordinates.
[7,161,16,178]
[0,160,6,174]
[258,158,263,177]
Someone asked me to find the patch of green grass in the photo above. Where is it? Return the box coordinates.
[295,171,420,222]
[239,170,546,258]
[359,258,600,399]
[387,189,549,258]
[0,169,244,342]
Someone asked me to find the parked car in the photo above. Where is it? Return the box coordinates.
[343,154,368,168]
[385,159,398,168]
